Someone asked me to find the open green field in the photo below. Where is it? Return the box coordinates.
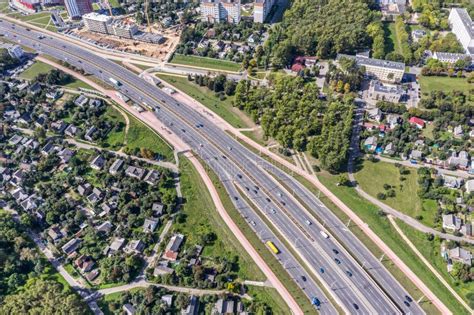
[420,76,471,95]
[316,172,468,315]
[156,73,252,129]
[102,106,126,150]
[125,114,174,161]
[170,54,241,72]
[397,220,474,309]
[19,61,94,89]
[0,0,8,12]
[354,160,438,227]
[19,61,54,80]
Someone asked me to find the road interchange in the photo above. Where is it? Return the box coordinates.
[0,20,425,314]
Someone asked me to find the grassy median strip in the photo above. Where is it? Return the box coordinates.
[236,186,340,314]
[198,158,319,314]
[156,73,251,129]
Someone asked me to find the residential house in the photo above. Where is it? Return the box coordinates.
[409,117,425,129]
[84,126,97,142]
[105,237,126,256]
[123,303,136,315]
[182,296,199,315]
[124,240,145,254]
[162,295,173,307]
[28,82,41,95]
[163,233,184,261]
[442,175,463,189]
[453,125,463,138]
[461,223,472,237]
[51,120,68,134]
[77,183,92,196]
[143,218,158,233]
[364,136,377,151]
[367,107,383,122]
[74,94,89,107]
[125,166,146,180]
[47,226,64,243]
[87,187,103,204]
[410,150,423,161]
[109,159,124,175]
[465,179,474,194]
[58,148,75,164]
[144,170,160,185]
[153,263,174,276]
[62,238,82,255]
[90,155,106,170]
[152,202,164,216]
[86,269,100,281]
[448,151,470,170]
[64,124,79,137]
[75,255,95,272]
[448,247,472,266]
[442,214,462,230]
[95,221,113,234]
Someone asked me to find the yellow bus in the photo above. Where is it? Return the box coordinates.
[266,241,280,254]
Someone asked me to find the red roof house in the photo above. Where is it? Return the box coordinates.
[409,117,425,129]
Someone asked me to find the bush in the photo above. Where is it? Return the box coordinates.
[415,215,423,221]
[376,192,386,200]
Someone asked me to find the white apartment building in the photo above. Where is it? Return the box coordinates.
[433,51,472,65]
[336,53,405,83]
[254,0,276,23]
[0,43,24,59]
[200,0,241,24]
[82,12,112,34]
[448,8,474,55]
[83,13,138,39]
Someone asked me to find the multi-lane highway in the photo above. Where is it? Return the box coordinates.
[0,20,424,314]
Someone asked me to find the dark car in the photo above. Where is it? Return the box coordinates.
[346,270,352,277]
[353,303,359,310]
[405,295,413,302]
[404,301,410,307]
[332,249,339,254]
[301,276,306,282]
[335,258,341,264]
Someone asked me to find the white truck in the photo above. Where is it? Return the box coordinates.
[109,77,121,87]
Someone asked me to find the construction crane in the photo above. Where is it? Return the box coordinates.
[144,0,151,32]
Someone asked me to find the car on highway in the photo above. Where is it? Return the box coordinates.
[333,249,339,254]
[305,220,312,225]
[405,295,412,302]
[346,270,352,277]
[250,221,256,226]
[334,258,341,264]
[353,303,359,310]
[237,174,242,179]
[404,301,410,307]
[320,231,329,238]
[266,198,271,202]
[233,196,239,201]
[320,267,325,273]
[301,275,306,282]
[311,297,321,307]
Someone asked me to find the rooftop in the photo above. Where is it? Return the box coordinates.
[337,53,405,71]
[451,8,473,38]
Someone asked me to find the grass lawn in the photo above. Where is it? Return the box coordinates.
[107,0,121,8]
[170,54,242,72]
[125,114,174,162]
[316,172,468,315]
[354,160,437,227]
[0,0,8,12]
[420,76,471,95]
[201,159,316,314]
[102,106,126,150]
[383,22,398,55]
[19,61,93,89]
[176,158,266,282]
[156,73,252,129]
[19,61,54,80]
[397,220,474,311]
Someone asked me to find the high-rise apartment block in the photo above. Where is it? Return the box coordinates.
[253,0,276,23]
[448,8,474,55]
[200,0,241,24]
[65,0,92,20]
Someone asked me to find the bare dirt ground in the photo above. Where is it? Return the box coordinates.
[73,22,181,61]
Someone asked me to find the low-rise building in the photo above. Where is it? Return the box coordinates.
[368,81,405,103]
[336,53,405,83]
[448,247,472,266]
[163,233,184,261]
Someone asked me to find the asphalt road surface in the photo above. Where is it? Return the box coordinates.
[0,20,424,314]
